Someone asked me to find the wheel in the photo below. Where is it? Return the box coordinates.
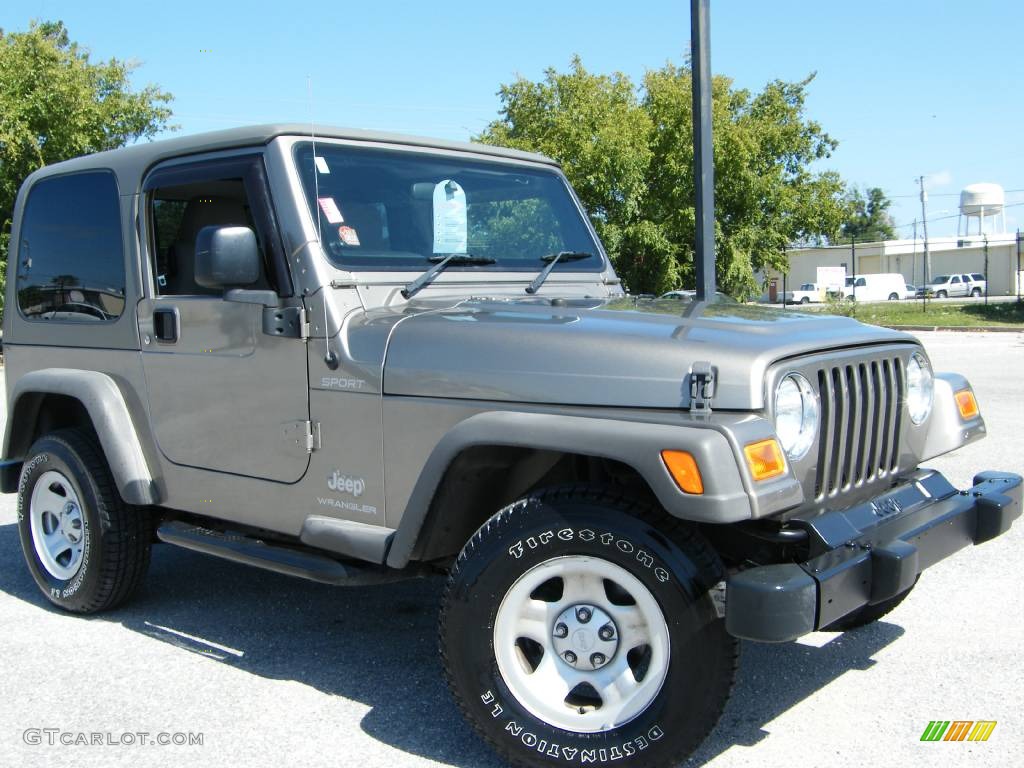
[17,429,152,613]
[800,297,810,304]
[936,290,947,299]
[971,288,981,297]
[440,486,737,768]
[823,577,919,631]
[888,293,900,301]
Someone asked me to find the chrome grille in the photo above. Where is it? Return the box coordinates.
[815,356,903,499]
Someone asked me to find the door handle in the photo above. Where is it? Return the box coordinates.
[153,307,179,343]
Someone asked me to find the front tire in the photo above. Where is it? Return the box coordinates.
[937,290,948,299]
[971,288,982,297]
[440,486,737,768]
[824,577,919,631]
[888,293,900,301]
[17,429,152,613]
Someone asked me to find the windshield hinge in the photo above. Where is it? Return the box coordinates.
[688,361,715,414]
[304,421,321,452]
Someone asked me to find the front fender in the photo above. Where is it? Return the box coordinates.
[2,368,159,505]
[386,407,803,568]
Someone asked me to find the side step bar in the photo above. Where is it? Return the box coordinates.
[156,520,416,586]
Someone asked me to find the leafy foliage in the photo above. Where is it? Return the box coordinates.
[478,57,851,298]
[0,20,174,315]
[839,186,897,243]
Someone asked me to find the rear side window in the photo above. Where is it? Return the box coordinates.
[16,171,125,322]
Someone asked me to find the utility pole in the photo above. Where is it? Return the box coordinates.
[983,235,989,305]
[691,0,716,302]
[918,176,931,311]
[850,237,857,301]
[911,219,918,289]
[1011,227,1019,303]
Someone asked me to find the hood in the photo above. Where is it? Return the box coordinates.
[382,297,918,410]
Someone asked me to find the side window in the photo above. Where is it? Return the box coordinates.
[16,171,125,322]
[855,277,866,287]
[149,177,271,296]
[951,276,961,284]
[972,273,985,281]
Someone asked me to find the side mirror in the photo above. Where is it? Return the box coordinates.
[195,225,260,289]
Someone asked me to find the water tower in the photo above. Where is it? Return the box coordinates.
[957,183,1006,235]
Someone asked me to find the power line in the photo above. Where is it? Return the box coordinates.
[892,200,1024,231]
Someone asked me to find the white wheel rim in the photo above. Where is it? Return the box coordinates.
[493,555,670,733]
[29,470,86,581]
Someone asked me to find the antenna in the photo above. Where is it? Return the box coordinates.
[308,76,338,369]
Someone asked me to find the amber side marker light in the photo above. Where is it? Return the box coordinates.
[955,389,979,420]
[661,450,704,494]
[744,439,786,482]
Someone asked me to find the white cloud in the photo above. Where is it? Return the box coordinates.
[925,170,953,189]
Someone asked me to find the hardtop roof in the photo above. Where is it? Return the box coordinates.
[25,123,559,185]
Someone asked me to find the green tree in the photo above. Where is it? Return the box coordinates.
[0,20,174,314]
[478,57,850,298]
[840,186,897,243]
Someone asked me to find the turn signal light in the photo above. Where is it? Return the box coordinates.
[744,439,786,482]
[661,450,704,494]
[955,389,979,420]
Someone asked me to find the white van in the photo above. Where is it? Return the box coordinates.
[841,273,906,302]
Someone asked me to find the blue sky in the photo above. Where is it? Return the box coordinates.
[5,0,1022,234]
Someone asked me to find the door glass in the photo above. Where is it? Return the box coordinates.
[149,179,270,296]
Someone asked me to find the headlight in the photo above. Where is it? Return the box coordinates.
[906,352,934,425]
[774,373,818,460]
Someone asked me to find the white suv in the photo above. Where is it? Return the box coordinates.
[929,273,986,298]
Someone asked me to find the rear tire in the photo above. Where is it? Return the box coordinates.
[888,293,900,301]
[17,429,152,613]
[800,297,810,305]
[440,485,737,768]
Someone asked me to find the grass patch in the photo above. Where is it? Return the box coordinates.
[814,299,1024,328]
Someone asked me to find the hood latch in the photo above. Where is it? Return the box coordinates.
[689,361,716,414]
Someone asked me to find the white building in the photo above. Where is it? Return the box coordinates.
[766,233,1021,297]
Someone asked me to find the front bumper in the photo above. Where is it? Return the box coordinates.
[726,470,1022,642]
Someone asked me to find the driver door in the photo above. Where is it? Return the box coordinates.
[137,154,310,483]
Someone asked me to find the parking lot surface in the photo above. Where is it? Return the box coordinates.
[1,330,1021,768]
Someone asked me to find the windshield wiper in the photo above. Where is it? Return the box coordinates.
[525,251,594,294]
[402,253,496,299]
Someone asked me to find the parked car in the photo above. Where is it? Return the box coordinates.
[837,273,907,301]
[2,124,1019,768]
[928,273,987,298]
[903,283,917,300]
[783,282,822,304]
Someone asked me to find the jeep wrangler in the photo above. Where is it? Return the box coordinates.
[2,125,1020,768]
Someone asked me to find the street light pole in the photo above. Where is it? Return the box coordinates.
[691,0,716,302]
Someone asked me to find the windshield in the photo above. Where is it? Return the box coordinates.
[932,275,949,283]
[294,143,602,272]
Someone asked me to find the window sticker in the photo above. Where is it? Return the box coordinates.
[314,156,330,174]
[338,225,361,246]
[432,179,467,254]
[317,197,344,224]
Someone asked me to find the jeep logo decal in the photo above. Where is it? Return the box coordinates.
[328,471,365,497]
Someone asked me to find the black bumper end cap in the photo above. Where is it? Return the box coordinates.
[726,564,817,643]
[870,540,919,604]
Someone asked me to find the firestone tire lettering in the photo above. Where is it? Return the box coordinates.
[507,526,670,584]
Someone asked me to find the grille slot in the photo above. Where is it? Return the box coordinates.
[814,357,903,499]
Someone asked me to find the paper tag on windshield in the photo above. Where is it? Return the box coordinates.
[314,156,330,174]
[432,179,468,254]
[317,197,343,224]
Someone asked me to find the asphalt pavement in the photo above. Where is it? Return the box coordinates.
[0,331,1022,768]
